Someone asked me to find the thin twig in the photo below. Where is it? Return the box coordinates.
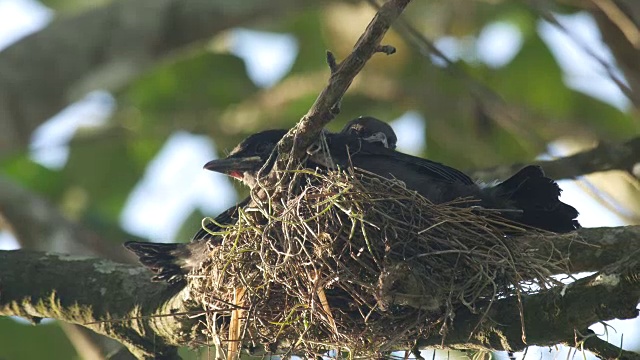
[272,0,412,176]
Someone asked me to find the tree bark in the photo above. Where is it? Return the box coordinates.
[1,226,639,359]
[0,250,194,359]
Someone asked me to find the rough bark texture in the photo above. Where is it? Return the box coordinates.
[1,226,639,359]
[416,257,640,359]
[0,250,195,359]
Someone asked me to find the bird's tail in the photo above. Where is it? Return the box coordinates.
[125,200,246,284]
[124,240,209,284]
[486,165,580,233]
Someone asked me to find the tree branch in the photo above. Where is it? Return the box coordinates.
[0,250,197,359]
[416,253,640,358]
[1,226,638,358]
[583,336,640,360]
[0,0,317,158]
[589,0,640,108]
[274,0,411,171]
[471,137,640,182]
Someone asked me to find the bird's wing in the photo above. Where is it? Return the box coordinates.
[328,135,475,185]
[393,152,475,185]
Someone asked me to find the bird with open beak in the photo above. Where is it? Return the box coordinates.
[126,116,580,284]
[124,118,398,284]
[204,118,579,233]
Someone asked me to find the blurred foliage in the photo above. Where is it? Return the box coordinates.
[0,318,77,359]
[3,0,640,358]
[37,0,108,13]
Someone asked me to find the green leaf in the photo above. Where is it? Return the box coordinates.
[490,33,570,118]
[569,91,636,138]
[0,155,64,200]
[121,52,258,126]
[62,128,162,223]
[277,9,328,74]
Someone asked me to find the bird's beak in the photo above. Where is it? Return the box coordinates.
[203,156,263,178]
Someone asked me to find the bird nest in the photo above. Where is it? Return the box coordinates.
[188,168,569,359]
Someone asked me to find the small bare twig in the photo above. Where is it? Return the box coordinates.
[533,3,638,107]
[591,0,640,49]
[273,0,412,176]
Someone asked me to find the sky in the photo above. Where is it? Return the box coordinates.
[0,0,636,356]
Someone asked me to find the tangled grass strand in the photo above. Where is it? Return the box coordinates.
[188,167,569,359]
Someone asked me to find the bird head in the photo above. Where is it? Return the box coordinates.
[342,116,397,150]
[204,129,287,188]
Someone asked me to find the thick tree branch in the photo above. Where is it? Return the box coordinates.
[0,0,316,157]
[416,254,640,358]
[1,225,638,358]
[471,137,640,182]
[550,225,640,273]
[583,336,640,360]
[0,250,196,359]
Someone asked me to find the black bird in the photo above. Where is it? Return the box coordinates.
[127,120,578,284]
[125,123,397,284]
[204,118,397,179]
[124,198,249,284]
[203,130,285,188]
[124,122,396,284]
[205,128,580,233]
[342,116,397,150]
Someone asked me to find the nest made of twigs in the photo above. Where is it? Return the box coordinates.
[188,167,569,359]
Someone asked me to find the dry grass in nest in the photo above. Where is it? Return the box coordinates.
[188,168,570,359]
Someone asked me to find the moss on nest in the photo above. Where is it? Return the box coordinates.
[187,168,569,358]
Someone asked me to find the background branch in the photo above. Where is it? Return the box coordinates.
[0,0,317,158]
[471,137,640,182]
[0,176,132,261]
